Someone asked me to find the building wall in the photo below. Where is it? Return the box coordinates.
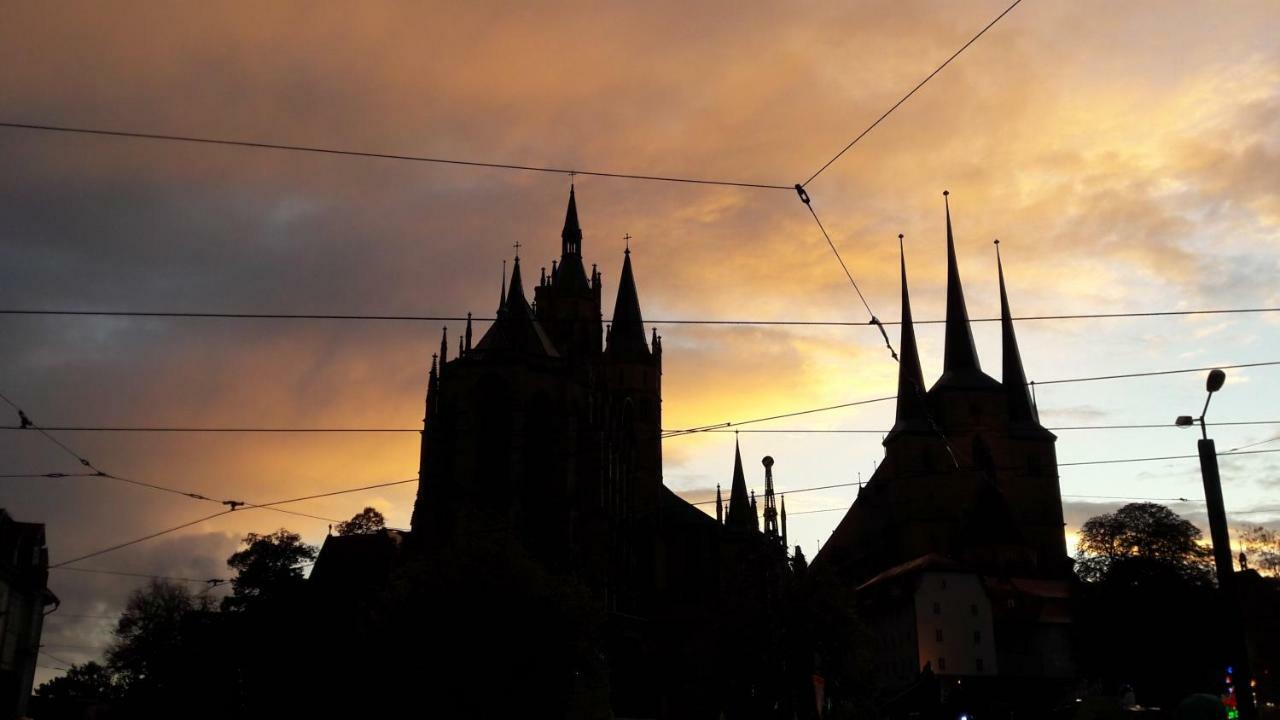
[913,571,998,677]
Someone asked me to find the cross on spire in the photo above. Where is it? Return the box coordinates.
[623,233,632,254]
[513,241,521,259]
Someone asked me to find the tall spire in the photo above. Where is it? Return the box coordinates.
[715,484,724,524]
[725,437,754,531]
[506,256,529,312]
[464,313,473,352]
[887,234,929,442]
[942,191,982,375]
[439,327,448,366]
[553,185,590,293]
[606,244,649,357]
[997,241,1040,427]
[562,184,583,256]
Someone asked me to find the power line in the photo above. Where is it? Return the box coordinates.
[252,478,418,509]
[1058,447,1280,467]
[2,307,1276,325]
[802,0,1026,186]
[664,361,1280,437]
[0,121,792,191]
[1033,361,1280,386]
[50,566,225,585]
[0,388,345,523]
[50,510,234,569]
[7,419,1280,436]
[39,651,76,669]
[795,191,898,361]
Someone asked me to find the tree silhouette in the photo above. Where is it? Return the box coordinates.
[223,529,317,611]
[107,579,213,695]
[32,660,120,716]
[1075,502,1214,585]
[1239,525,1280,575]
[1074,503,1224,708]
[336,506,386,536]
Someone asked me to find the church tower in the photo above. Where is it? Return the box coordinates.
[534,186,604,364]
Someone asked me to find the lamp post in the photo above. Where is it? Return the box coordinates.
[1177,369,1255,719]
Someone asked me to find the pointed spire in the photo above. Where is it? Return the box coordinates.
[439,326,448,365]
[464,313,473,352]
[606,245,649,357]
[725,437,754,531]
[715,484,724,524]
[498,260,507,313]
[997,241,1041,427]
[942,191,982,375]
[781,495,788,551]
[887,234,929,442]
[562,184,583,256]
[506,257,529,312]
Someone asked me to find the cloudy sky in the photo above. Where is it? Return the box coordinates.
[3,0,1278,682]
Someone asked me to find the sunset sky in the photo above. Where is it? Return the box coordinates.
[3,0,1278,682]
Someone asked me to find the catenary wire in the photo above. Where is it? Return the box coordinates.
[50,510,235,569]
[663,361,1280,437]
[4,420,1279,435]
[802,0,1026,186]
[0,122,791,191]
[3,307,1276,325]
[50,566,224,584]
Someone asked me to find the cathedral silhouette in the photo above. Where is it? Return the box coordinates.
[311,188,1074,717]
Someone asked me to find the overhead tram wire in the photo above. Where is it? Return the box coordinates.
[0,122,792,191]
[8,419,1280,436]
[50,566,225,585]
[663,360,1280,437]
[0,387,346,523]
[46,476,418,568]
[3,306,1277,326]
[801,0,1026,187]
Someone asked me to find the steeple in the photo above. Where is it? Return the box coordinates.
[715,484,724,524]
[725,438,755,531]
[439,326,448,366]
[606,245,649,357]
[473,256,559,357]
[942,191,981,375]
[997,242,1045,430]
[886,235,929,442]
[562,185,583,256]
[781,495,788,550]
[552,185,591,294]
[464,313,473,352]
[506,256,529,312]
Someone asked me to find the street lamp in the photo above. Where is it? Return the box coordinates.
[1176,368,1255,719]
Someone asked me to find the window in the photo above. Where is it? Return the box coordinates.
[938,657,947,671]
[935,629,943,643]
[932,601,941,615]
[976,658,984,672]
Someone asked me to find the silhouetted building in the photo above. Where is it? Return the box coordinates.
[0,509,57,719]
[313,188,795,717]
[811,195,1074,712]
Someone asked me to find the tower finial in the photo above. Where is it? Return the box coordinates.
[623,233,632,255]
[942,190,982,376]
